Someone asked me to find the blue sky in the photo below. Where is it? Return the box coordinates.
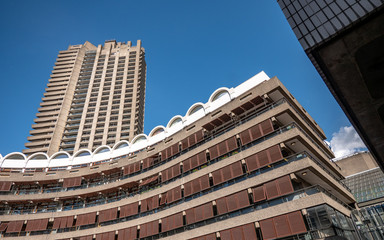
[0,1,359,156]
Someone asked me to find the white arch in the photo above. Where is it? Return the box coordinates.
[185,102,206,126]
[149,126,166,137]
[167,115,183,129]
[131,134,148,145]
[111,140,131,158]
[48,151,71,168]
[130,134,148,152]
[207,87,232,113]
[72,149,93,166]
[26,153,49,169]
[73,149,92,158]
[208,87,231,103]
[1,152,27,169]
[147,126,166,146]
[112,140,130,150]
[28,153,49,160]
[186,103,205,117]
[92,145,112,162]
[93,145,111,155]
[4,152,27,160]
[51,151,71,160]
[166,115,184,136]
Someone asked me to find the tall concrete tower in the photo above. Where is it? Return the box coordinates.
[24,40,146,156]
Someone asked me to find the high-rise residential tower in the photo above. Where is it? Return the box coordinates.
[23,40,146,156]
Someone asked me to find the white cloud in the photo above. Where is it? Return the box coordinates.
[329,126,367,159]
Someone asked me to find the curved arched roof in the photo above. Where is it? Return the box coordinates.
[4,152,27,160]
[93,146,111,155]
[149,126,166,137]
[51,152,71,160]
[73,149,92,158]
[186,103,205,117]
[167,116,183,129]
[112,141,130,150]
[28,153,49,160]
[209,87,231,103]
[0,72,270,170]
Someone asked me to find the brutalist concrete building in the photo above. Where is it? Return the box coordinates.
[24,40,146,156]
[0,72,358,239]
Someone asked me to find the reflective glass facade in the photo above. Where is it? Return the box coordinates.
[277,0,384,50]
[343,168,384,203]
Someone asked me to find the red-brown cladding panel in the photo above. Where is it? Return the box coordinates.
[226,193,238,212]
[123,166,129,175]
[200,175,210,191]
[260,218,277,240]
[265,180,279,200]
[192,178,201,194]
[0,223,7,231]
[182,137,189,150]
[227,136,238,152]
[209,145,219,160]
[25,220,35,232]
[260,119,274,135]
[120,202,138,218]
[240,129,252,145]
[52,217,61,229]
[252,185,266,203]
[222,165,232,182]
[274,215,291,238]
[80,236,92,240]
[218,140,228,156]
[173,212,184,230]
[250,124,262,141]
[212,169,223,186]
[203,202,214,219]
[196,130,204,143]
[277,175,294,196]
[220,229,232,240]
[183,157,192,172]
[118,227,137,240]
[268,145,283,163]
[242,223,258,239]
[237,190,250,209]
[198,151,207,165]
[216,197,228,215]
[287,211,307,234]
[232,226,244,240]
[96,231,115,240]
[245,153,259,172]
[0,182,12,191]
[66,216,74,228]
[191,233,217,240]
[6,221,23,233]
[257,149,270,168]
[186,208,196,224]
[190,154,198,169]
[171,186,183,202]
[88,212,96,225]
[230,161,243,178]
[38,218,48,231]
[188,134,197,146]
[184,181,192,197]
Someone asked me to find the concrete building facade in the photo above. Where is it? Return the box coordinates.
[336,152,384,239]
[1,72,358,239]
[24,40,146,156]
[276,0,384,171]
